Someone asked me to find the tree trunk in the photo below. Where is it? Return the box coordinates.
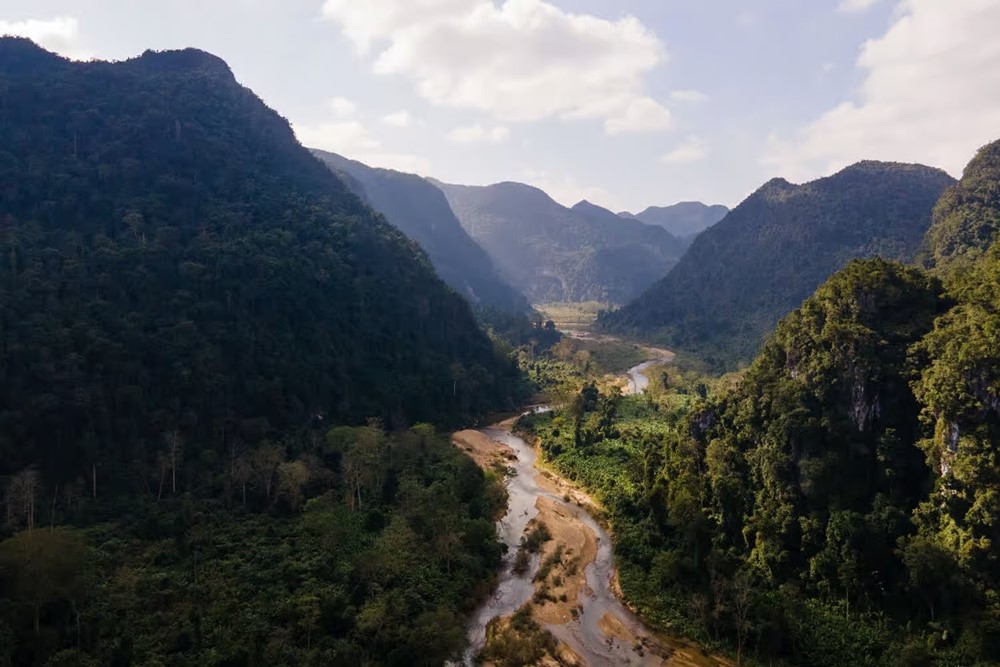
[50,484,58,530]
[73,600,81,648]
[92,463,97,499]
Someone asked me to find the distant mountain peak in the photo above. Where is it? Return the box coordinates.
[628,201,730,237]
[755,177,796,196]
[571,199,616,216]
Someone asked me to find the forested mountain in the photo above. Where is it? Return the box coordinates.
[600,161,955,367]
[619,201,729,238]
[0,38,519,665]
[525,140,1000,665]
[312,150,529,313]
[528,256,1000,665]
[920,138,1000,277]
[434,180,686,304]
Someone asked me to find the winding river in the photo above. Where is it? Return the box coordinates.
[460,354,716,666]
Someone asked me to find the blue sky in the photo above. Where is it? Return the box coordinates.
[2,0,999,211]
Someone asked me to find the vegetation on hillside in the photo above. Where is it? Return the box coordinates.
[523,250,1000,665]
[0,424,505,666]
[921,139,1000,277]
[600,161,955,368]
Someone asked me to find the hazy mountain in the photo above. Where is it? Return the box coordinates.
[434,180,686,304]
[620,201,730,237]
[600,161,956,366]
[313,149,529,313]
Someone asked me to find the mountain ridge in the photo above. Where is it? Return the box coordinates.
[599,160,956,366]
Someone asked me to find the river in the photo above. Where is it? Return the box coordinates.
[460,355,723,666]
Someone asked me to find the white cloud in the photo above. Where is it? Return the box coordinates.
[521,169,618,210]
[448,123,510,144]
[763,0,1000,182]
[295,120,378,152]
[837,0,886,12]
[671,89,709,103]
[321,0,672,135]
[328,96,357,117]
[382,110,413,126]
[294,119,431,174]
[0,16,90,60]
[661,136,709,164]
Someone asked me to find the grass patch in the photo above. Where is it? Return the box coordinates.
[521,521,552,553]
[534,301,611,331]
[480,605,558,667]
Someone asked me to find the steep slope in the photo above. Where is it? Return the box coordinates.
[920,138,1000,277]
[600,161,955,367]
[0,38,521,484]
[435,181,685,304]
[908,141,1000,614]
[621,201,729,238]
[670,259,968,664]
[524,142,1000,665]
[312,150,529,313]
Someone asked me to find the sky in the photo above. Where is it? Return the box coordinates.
[2,0,999,211]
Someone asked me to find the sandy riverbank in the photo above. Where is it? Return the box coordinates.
[453,429,516,470]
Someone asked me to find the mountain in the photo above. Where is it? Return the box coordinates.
[0,38,518,666]
[920,138,1000,277]
[663,259,973,664]
[620,201,729,237]
[312,150,529,313]
[0,38,523,490]
[529,240,1000,664]
[434,181,686,304]
[600,161,956,367]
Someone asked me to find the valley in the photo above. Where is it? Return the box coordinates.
[456,352,727,667]
[1,18,999,667]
